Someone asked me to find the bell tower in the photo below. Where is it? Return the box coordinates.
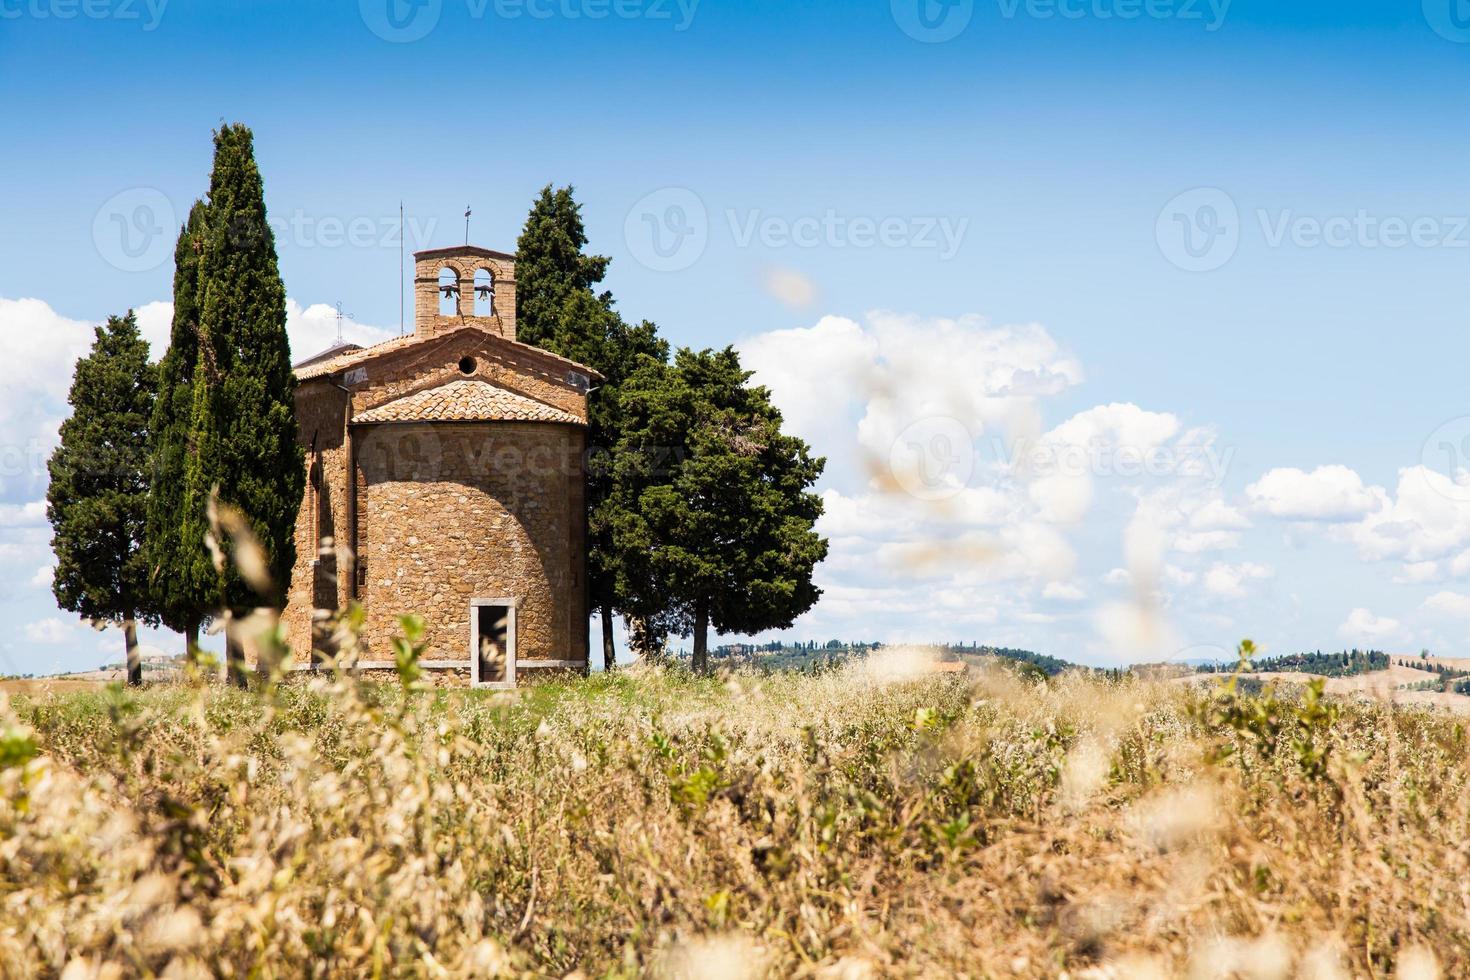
[413,245,517,341]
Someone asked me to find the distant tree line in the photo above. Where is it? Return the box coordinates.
[1196,649,1388,677]
[942,643,1078,677]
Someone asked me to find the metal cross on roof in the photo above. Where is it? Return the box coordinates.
[334,301,354,345]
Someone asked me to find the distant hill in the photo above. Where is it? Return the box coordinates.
[1195,649,1388,677]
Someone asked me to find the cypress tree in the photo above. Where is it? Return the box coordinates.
[515,186,668,670]
[515,185,611,350]
[186,123,304,686]
[143,200,215,652]
[610,347,828,669]
[47,313,159,685]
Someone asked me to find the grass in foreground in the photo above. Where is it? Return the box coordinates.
[1,651,1467,977]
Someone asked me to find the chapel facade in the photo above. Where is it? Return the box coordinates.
[278,244,598,686]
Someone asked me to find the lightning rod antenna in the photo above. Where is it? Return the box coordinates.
[399,201,405,336]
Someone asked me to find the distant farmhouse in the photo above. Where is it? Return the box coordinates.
[279,245,600,687]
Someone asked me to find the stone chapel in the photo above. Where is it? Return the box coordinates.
[278,244,599,687]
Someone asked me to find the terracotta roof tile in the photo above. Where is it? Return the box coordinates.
[294,324,600,383]
[352,379,584,426]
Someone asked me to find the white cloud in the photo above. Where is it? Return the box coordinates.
[0,501,46,527]
[1203,561,1273,599]
[1337,607,1403,643]
[1421,591,1470,619]
[1340,467,1470,564]
[1172,530,1241,553]
[284,299,395,362]
[1189,499,1251,531]
[1043,581,1087,602]
[0,297,96,499]
[1040,402,1181,455]
[29,564,53,588]
[133,300,174,353]
[1396,561,1441,584]
[23,617,72,644]
[1162,564,1198,587]
[1246,464,1381,521]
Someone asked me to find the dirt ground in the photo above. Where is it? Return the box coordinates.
[0,669,165,695]
[0,676,112,695]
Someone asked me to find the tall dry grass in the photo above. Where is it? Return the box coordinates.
[1,641,1467,977]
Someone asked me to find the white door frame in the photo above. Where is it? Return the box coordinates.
[469,598,517,689]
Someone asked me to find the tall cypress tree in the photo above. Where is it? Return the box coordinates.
[143,200,215,652]
[516,186,668,670]
[186,123,303,686]
[515,185,611,350]
[610,347,828,670]
[47,313,159,685]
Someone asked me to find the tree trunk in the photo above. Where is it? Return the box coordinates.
[124,618,142,687]
[225,612,248,689]
[692,598,709,672]
[184,617,200,658]
[601,604,616,672]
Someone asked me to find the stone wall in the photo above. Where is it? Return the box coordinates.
[280,383,352,657]
[353,420,587,666]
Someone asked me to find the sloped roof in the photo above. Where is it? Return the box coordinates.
[352,379,584,426]
[293,339,363,370]
[293,324,600,383]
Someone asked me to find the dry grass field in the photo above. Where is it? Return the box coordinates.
[1,646,1468,977]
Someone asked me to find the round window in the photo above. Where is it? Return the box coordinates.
[458,356,476,375]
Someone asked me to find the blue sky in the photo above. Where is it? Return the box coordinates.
[4,0,1470,672]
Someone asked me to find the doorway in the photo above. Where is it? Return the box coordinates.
[470,599,516,689]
